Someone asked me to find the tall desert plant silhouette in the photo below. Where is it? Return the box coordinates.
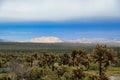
[93,44,116,80]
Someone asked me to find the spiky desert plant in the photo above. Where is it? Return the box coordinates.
[93,44,116,80]
[26,67,43,80]
[70,66,85,80]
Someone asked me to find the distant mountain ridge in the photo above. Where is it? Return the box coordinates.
[65,38,120,43]
[0,39,12,42]
[0,39,6,42]
[28,36,63,43]
[0,37,120,47]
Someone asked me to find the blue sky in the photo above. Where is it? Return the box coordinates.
[0,0,120,41]
[0,21,120,41]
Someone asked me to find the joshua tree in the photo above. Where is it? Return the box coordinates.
[41,53,57,69]
[26,67,43,80]
[25,55,34,67]
[56,66,67,78]
[71,49,90,69]
[70,67,85,80]
[60,53,70,65]
[93,44,116,80]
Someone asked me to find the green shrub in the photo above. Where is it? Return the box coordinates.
[89,63,99,70]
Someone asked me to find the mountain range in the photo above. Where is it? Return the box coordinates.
[0,39,8,42]
[0,36,120,47]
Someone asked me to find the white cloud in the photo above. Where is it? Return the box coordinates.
[0,0,120,21]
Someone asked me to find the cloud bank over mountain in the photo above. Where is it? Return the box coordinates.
[0,0,120,22]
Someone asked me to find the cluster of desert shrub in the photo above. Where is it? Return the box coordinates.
[0,44,119,80]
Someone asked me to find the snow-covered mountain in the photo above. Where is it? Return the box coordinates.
[1,37,120,47]
[28,36,63,43]
[66,38,119,43]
